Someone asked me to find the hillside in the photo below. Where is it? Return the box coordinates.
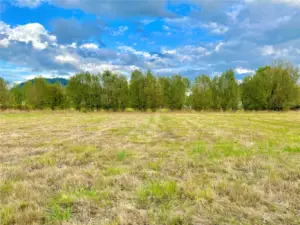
[18,77,68,87]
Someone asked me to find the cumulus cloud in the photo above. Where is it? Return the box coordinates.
[3,0,300,81]
[80,43,99,50]
[55,55,79,64]
[234,67,255,74]
[0,22,56,50]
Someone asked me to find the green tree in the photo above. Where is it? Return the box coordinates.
[241,66,272,110]
[22,78,50,109]
[269,61,299,110]
[190,75,213,110]
[144,71,163,111]
[218,69,239,110]
[47,83,65,110]
[10,85,26,109]
[101,71,129,111]
[211,76,222,110]
[114,74,129,110]
[241,61,299,110]
[67,72,101,110]
[158,77,171,108]
[0,78,11,109]
[168,75,189,110]
[129,70,146,110]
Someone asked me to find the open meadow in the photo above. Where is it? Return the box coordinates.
[1,111,300,225]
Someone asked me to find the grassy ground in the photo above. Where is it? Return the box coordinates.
[0,111,300,225]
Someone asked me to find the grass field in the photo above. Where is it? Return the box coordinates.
[0,111,300,225]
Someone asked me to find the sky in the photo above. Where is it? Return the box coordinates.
[1,0,300,83]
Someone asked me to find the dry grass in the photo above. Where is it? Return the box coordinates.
[0,111,300,225]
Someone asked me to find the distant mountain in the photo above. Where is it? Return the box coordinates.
[18,78,69,87]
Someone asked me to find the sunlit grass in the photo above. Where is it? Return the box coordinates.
[0,111,300,224]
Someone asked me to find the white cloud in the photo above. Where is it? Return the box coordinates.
[55,55,78,64]
[118,45,157,60]
[162,25,171,31]
[245,0,300,7]
[215,42,224,52]
[162,48,176,55]
[164,17,228,34]
[235,67,255,74]
[79,63,139,75]
[111,26,128,36]
[0,39,9,47]
[0,22,56,50]
[80,43,99,50]
[262,45,275,55]
[202,22,229,34]
[141,19,155,25]
[12,0,45,8]
[24,73,71,80]
[227,4,246,22]
[70,42,77,48]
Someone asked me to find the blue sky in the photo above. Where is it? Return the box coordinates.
[1,0,300,83]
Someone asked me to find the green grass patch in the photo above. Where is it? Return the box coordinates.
[284,146,300,153]
[47,204,71,222]
[116,150,129,161]
[148,160,162,171]
[137,181,179,206]
[191,140,206,154]
[105,167,124,176]
[69,145,99,153]
[0,205,15,225]
[0,182,14,196]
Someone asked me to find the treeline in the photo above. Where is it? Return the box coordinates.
[0,61,299,111]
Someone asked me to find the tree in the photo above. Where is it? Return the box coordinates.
[22,78,51,109]
[0,78,11,109]
[101,71,129,111]
[129,70,146,110]
[241,61,300,110]
[218,69,239,110]
[211,76,222,110]
[113,74,129,110]
[169,75,189,110]
[159,77,171,108]
[10,85,26,109]
[47,83,65,110]
[190,75,213,110]
[269,61,299,110]
[67,72,101,110]
[144,71,163,111]
[241,66,272,110]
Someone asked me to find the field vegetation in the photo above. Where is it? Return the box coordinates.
[1,111,300,224]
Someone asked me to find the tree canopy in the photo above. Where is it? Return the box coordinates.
[1,61,299,111]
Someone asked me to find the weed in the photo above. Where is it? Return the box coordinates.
[0,206,15,225]
[116,150,128,161]
[148,160,162,171]
[284,146,300,153]
[191,141,206,154]
[48,204,71,221]
[137,181,178,205]
[105,167,123,176]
